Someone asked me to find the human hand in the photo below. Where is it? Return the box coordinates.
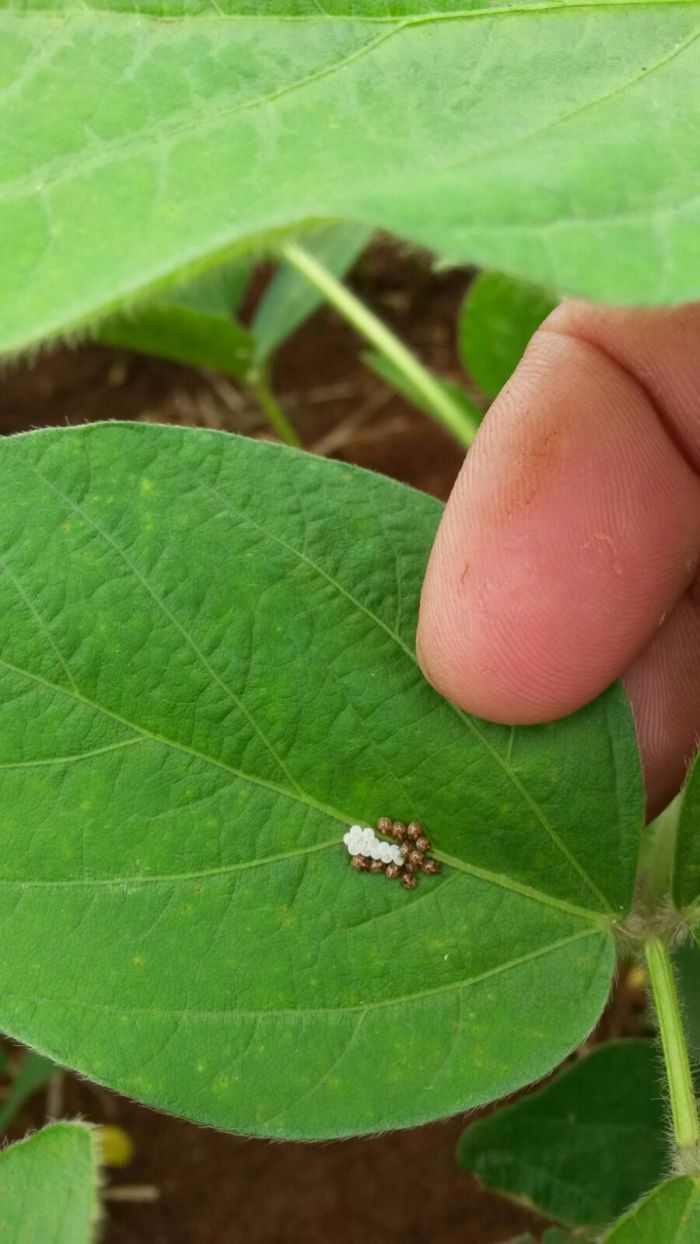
[417,300,700,817]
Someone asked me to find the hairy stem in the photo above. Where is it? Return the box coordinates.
[248,368,301,448]
[645,936,700,1157]
[281,241,478,449]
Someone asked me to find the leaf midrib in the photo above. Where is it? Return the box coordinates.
[0,655,608,924]
[8,0,698,21]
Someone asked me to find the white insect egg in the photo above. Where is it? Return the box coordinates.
[344,825,363,855]
[345,823,404,865]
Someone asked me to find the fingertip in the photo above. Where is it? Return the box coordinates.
[417,308,700,725]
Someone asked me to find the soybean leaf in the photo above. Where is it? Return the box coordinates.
[362,349,484,432]
[2,5,700,358]
[0,424,642,1139]
[674,940,700,1061]
[0,1049,57,1132]
[0,1122,99,1243]
[97,260,254,379]
[674,753,700,910]
[252,223,372,363]
[458,272,558,401]
[603,1176,700,1243]
[457,1041,666,1228]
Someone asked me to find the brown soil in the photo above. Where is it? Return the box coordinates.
[0,244,648,1244]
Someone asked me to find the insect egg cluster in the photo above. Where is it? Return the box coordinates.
[343,819,440,890]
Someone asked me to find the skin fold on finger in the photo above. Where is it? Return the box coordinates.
[417,299,700,727]
[623,576,700,819]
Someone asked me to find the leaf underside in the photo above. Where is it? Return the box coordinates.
[1,2,700,356]
[0,424,642,1138]
[0,1122,98,1243]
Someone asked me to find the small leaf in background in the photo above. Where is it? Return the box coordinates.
[362,349,483,433]
[0,1122,99,1243]
[97,257,255,380]
[457,1041,666,1228]
[0,1048,57,1132]
[458,272,557,400]
[0,424,642,1138]
[674,939,700,1061]
[602,1176,700,1243]
[252,222,372,363]
[673,752,700,911]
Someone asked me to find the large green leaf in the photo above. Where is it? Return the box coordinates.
[0,1122,99,1243]
[603,1176,700,1243]
[458,272,558,400]
[457,1041,667,1227]
[0,424,642,1138]
[674,753,700,911]
[2,3,700,356]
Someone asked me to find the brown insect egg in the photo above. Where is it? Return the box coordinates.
[422,858,441,875]
[369,859,386,874]
[392,821,407,840]
[385,863,401,880]
[407,822,423,841]
[408,850,424,870]
[399,842,411,860]
[415,836,431,853]
[351,855,367,871]
[376,816,394,835]
[401,872,417,890]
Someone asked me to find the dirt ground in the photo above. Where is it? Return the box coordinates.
[0,244,649,1243]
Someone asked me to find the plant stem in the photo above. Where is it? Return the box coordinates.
[645,936,700,1155]
[281,240,479,449]
[248,367,301,448]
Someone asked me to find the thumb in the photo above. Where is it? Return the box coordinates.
[417,299,700,806]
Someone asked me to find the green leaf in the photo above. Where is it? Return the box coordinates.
[457,1040,666,1228]
[0,1122,99,1243]
[674,753,700,910]
[165,258,254,319]
[97,260,255,379]
[252,223,372,363]
[2,5,700,357]
[674,939,700,1062]
[603,1176,700,1243]
[0,424,642,1138]
[0,1050,57,1132]
[458,272,558,401]
[362,349,484,430]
